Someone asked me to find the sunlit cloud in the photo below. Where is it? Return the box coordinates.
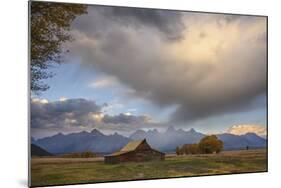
[91,112,104,123]
[227,124,267,136]
[59,96,68,102]
[32,98,49,104]
[89,76,119,89]
[69,9,267,123]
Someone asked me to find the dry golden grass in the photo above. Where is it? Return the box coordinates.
[31,149,267,187]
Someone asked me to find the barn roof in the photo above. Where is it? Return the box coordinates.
[120,140,144,152]
[105,139,146,157]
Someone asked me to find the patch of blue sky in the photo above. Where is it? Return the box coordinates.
[37,61,177,122]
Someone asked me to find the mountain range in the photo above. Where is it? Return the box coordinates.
[32,127,267,154]
[33,129,130,154]
[31,144,53,157]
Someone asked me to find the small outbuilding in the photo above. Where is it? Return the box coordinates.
[104,139,165,164]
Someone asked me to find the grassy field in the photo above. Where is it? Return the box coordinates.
[31,149,267,187]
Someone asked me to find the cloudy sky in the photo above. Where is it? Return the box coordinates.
[31,5,267,139]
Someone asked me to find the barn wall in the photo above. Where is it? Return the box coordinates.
[134,150,164,162]
[105,150,165,164]
[104,141,165,164]
[104,156,118,164]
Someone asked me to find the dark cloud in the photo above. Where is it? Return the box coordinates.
[31,98,103,129]
[68,8,267,123]
[31,98,152,135]
[108,6,185,40]
[171,93,267,123]
[103,113,149,124]
[72,6,185,41]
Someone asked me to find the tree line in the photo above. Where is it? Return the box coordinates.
[176,135,223,155]
[61,151,97,158]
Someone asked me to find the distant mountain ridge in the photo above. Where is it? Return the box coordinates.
[217,132,267,150]
[130,126,205,151]
[31,144,53,157]
[33,127,267,154]
[34,129,130,154]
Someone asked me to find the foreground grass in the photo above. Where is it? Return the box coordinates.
[31,149,267,187]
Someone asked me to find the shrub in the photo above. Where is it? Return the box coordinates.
[198,135,223,154]
[176,144,200,155]
[62,151,96,158]
[175,135,223,155]
[186,144,200,154]
[176,146,181,155]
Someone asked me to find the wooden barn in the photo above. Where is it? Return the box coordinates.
[104,139,165,164]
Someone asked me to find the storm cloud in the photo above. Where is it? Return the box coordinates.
[72,6,185,41]
[31,98,153,135]
[67,7,267,123]
[31,98,103,129]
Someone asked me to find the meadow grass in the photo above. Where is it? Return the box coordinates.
[31,149,267,187]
